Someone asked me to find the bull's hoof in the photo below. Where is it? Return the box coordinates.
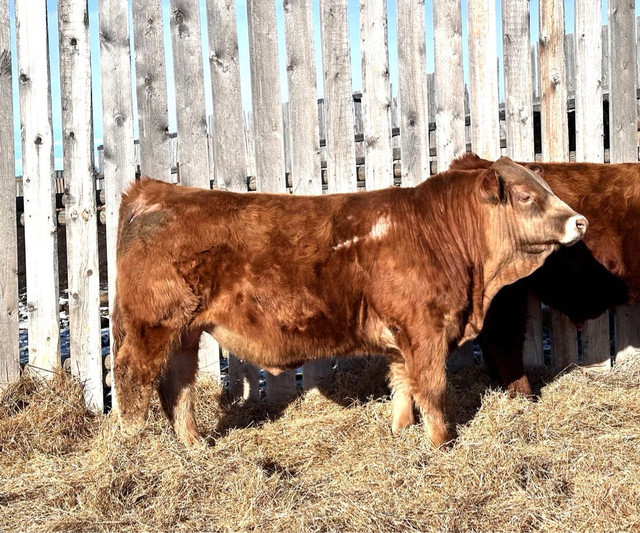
[426,425,455,450]
[506,375,533,398]
[175,427,206,448]
[117,414,147,439]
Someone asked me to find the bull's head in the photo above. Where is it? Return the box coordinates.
[480,156,588,302]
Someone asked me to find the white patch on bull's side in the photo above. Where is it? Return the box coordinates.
[332,215,391,251]
[560,214,588,245]
[369,215,391,240]
[333,235,360,250]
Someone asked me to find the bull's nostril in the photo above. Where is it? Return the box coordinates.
[576,217,587,231]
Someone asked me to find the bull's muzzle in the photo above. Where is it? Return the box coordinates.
[560,214,588,246]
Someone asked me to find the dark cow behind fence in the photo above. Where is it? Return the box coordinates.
[112,157,587,448]
[449,152,640,395]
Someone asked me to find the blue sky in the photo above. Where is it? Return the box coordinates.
[8,0,629,175]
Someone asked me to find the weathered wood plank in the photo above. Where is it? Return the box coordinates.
[0,0,19,389]
[574,0,604,164]
[538,0,568,161]
[538,0,577,368]
[574,0,609,369]
[319,0,357,193]
[564,33,575,97]
[396,0,429,187]
[170,0,209,189]
[433,0,470,367]
[609,0,640,365]
[282,0,330,391]
[170,0,220,381]
[468,0,500,159]
[502,0,541,367]
[246,0,296,401]
[433,0,465,171]
[132,0,172,180]
[360,0,393,190]
[99,0,136,408]
[15,0,60,373]
[58,0,103,410]
[207,0,258,399]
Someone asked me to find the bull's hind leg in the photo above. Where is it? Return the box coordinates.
[158,341,201,446]
[113,326,176,437]
[388,361,415,433]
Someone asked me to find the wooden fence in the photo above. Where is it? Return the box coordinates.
[1,0,639,410]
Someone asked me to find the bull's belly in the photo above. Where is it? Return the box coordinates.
[205,324,366,371]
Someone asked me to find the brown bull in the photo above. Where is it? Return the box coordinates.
[449,152,639,395]
[112,156,587,447]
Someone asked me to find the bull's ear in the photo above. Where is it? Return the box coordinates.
[526,164,544,176]
[480,168,506,204]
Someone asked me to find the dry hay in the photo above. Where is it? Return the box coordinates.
[1,357,639,533]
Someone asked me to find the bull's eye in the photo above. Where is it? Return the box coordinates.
[515,191,532,204]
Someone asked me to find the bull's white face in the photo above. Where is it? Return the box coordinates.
[480,157,588,306]
[487,157,588,254]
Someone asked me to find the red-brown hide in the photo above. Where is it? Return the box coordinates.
[112,156,586,447]
[450,152,639,395]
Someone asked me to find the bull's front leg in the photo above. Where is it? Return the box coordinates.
[388,361,415,433]
[399,334,452,448]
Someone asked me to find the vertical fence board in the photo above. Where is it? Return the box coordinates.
[468,0,499,159]
[360,0,393,190]
[539,0,577,368]
[0,0,19,388]
[396,0,429,187]
[283,0,330,391]
[58,0,103,410]
[433,0,471,368]
[170,0,220,381]
[132,0,171,181]
[207,0,258,400]
[320,0,357,193]
[609,0,639,365]
[15,0,60,373]
[246,0,296,401]
[433,0,465,172]
[170,0,209,189]
[99,0,136,408]
[502,0,542,367]
[575,0,609,369]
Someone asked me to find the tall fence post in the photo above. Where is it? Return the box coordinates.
[609,0,640,365]
[539,0,578,370]
[169,0,221,383]
[397,0,429,187]
[574,0,610,369]
[58,0,103,410]
[360,0,393,190]
[0,0,19,390]
[99,0,137,410]
[246,0,297,402]
[433,0,465,172]
[320,0,357,193]
[15,0,61,374]
[502,0,543,368]
[132,0,172,181]
[282,0,331,392]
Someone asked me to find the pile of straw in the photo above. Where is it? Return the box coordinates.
[1,356,639,532]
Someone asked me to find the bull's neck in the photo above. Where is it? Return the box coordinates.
[413,174,488,339]
[413,173,485,271]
